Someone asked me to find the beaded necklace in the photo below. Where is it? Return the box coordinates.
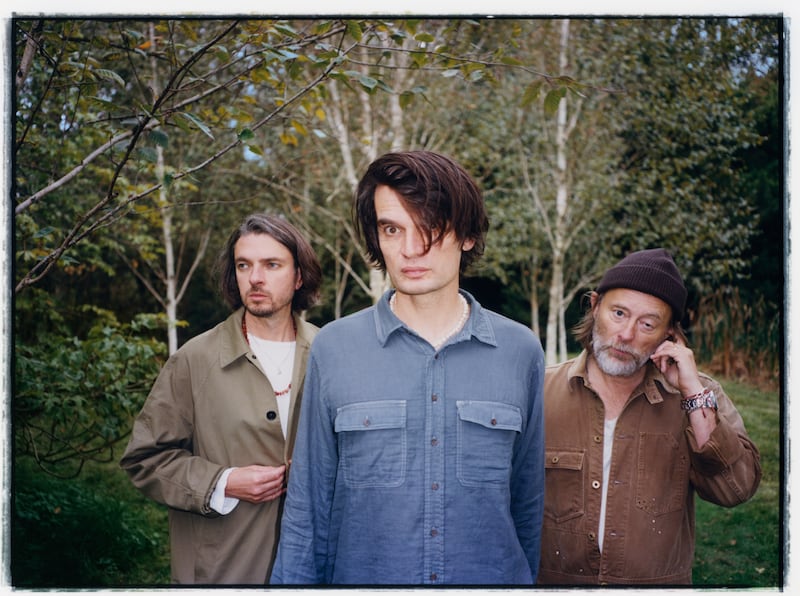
[390,292,470,350]
[242,315,295,397]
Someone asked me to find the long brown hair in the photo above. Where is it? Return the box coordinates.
[216,213,322,312]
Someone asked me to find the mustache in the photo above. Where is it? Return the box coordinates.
[598,342,637,356]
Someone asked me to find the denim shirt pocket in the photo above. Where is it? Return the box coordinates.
[335,400,407,488]
[456,400,522,487]
[544,449,585,522]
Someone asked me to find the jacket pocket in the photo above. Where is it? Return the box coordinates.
[544,449,585,522]
[456,400,522,487]
[635,432,687,515]
[335,400,407,488]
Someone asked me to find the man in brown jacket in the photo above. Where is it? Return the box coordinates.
[120,213,322,585]
[539,248,761,586]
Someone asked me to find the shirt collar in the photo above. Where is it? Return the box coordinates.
[220,309,311,369]
[567,348,681,405]
[374,289,498,349]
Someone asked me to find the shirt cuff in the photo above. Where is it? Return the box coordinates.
[209,467,240,515]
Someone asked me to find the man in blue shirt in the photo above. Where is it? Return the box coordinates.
[270,150,545,585]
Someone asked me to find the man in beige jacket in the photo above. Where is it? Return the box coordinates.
[121,213,322,585]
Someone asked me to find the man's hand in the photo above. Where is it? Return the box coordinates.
[650,337,704,397]
[651,337,716,446]
[225,464,287,504]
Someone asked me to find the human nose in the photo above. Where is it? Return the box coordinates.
[401,228,426,257]
[249,264,265,285]
[617,320,636,342]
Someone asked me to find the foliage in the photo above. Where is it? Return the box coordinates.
[12,458,170,587]
[11,12,781,519]
[693,286,780,390]
[14,301,166,478]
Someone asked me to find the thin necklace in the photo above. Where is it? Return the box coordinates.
[242,315,296,397]
[390,292,470,349]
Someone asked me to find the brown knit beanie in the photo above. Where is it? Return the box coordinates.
[596,248,687,321]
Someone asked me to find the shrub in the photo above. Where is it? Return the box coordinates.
[12,460,167,587]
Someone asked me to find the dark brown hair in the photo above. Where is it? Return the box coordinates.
[217,213,322,312]
[573,291,688,351]
[354,150,489,274]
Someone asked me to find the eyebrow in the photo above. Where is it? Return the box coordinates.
[608,303,665,322]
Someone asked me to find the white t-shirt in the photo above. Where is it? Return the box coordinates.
[247,334,296,439]
[598,416,618,553]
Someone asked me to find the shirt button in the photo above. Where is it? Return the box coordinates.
[491,418,497,426]
[592,480,601,489]
[588,532,596,541]
[430,573,438,581]
[430,528,438,537]
[266,410,277,420]
[593,435,602,443]
[431,437,438,446]
[551,456,559,463]
[431,394,438,402]
[431,482,439,491]
[363,417,370,427]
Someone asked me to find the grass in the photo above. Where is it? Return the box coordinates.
[692,377,783,587]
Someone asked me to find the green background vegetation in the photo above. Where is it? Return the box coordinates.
[10,16,784,588]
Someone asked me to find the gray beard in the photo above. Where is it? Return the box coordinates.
[591,336,650,378]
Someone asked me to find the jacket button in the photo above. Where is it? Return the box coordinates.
[266,410,277,420]
[592,480,601,489]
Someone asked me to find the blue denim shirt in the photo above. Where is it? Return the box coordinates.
[271,290,545,585]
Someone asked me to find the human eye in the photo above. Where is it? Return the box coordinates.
[236,261,250,271]
[380,224,399,236]
[639,319,658,333]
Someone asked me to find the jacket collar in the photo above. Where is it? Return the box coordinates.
[374,289,498,349]
[219,309,313,369]
[567,348,682,405]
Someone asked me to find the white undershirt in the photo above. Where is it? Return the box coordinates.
[209,334,296,515]
[598,416,618,553]
[247,334,296,439]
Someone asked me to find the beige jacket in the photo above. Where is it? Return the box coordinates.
[120,309,318,585]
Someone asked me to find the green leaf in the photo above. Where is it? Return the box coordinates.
[414,33,435,43]
[237,128,255,141]
[358,74,379,92]
[173,112,214,140]
[345,20,363,41]
[93,68,125,87]
[543,87,566,116]
[520,80,544,107]
[148,129,169,148]
[136,146,158,163]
